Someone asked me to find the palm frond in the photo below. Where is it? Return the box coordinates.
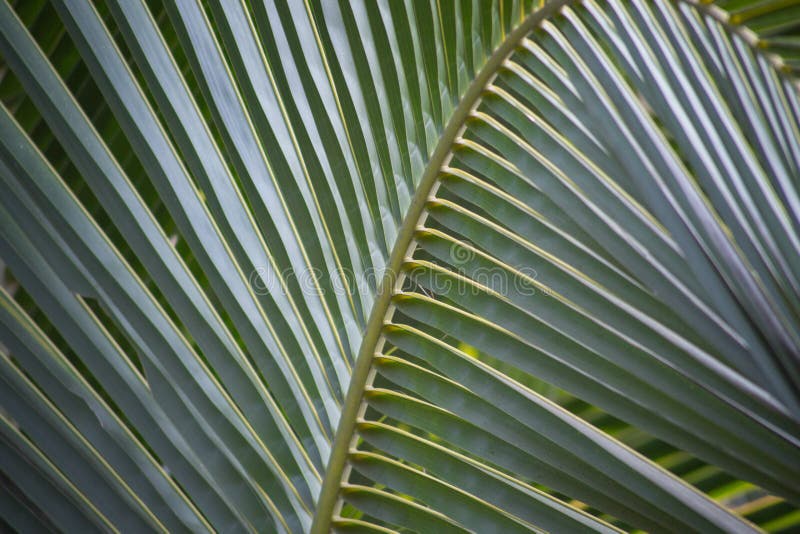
[0,0,798,533]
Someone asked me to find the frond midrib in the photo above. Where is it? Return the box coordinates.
[309,2,575,531]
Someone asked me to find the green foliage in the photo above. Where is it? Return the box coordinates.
[0,0,798,532]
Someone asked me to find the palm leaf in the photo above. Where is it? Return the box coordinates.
[0,0,798,532]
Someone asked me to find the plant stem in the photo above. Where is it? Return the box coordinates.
[309,2,573,531]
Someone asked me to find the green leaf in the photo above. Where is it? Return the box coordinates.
[1,0,799,532]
